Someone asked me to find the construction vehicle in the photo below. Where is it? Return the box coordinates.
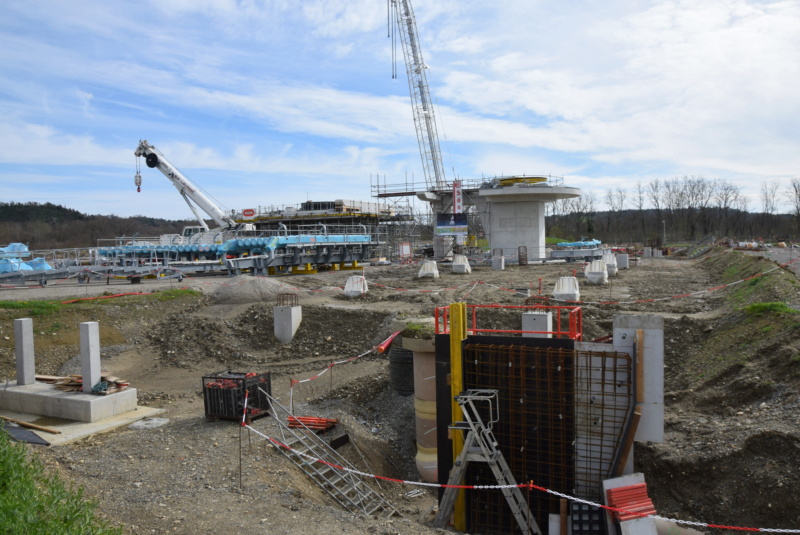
[134,140,252,245]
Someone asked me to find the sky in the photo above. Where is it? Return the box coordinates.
[1,0,798,221]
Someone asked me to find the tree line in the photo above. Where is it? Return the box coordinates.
[0,202,190,250]
[546,176,800,245]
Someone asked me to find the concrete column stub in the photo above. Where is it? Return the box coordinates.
[274,305,302,344]
[80,321,101,393]
[14,318,35,385]
[521,311,553,338]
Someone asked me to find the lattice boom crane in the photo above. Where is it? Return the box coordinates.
[390,0,447,192]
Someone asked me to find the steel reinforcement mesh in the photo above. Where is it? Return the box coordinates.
[460,344,631,535]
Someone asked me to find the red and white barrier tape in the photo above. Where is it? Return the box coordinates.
[243,424,800,533]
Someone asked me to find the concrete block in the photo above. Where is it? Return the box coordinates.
[274,305,302,343]
[491,256,505,271]
[343,275,368,297]
[417,260,439,278]
[451,254,472,274]
[620,517,658,535]
[522,311,552,338]
[14,318,35,386]
[80,322,101,393]
[617,253,630,269]
[553,276,580,302]
[585,260,608,285]
[603,252,618,277]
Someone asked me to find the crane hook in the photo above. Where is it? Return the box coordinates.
[134,171,142,193]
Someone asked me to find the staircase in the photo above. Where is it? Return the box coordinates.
[434,389,542,535]
[266,393,398,518]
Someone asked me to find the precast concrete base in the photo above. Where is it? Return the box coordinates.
[0,381,138,423]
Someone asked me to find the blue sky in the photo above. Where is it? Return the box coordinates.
[1,0,798,220]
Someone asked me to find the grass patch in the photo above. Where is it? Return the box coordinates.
[401,322,435,340]
[744,302,797,316]
[0,300,61,317]
[0,430,121,533]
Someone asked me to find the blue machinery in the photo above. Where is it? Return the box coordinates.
[0,230,377,285]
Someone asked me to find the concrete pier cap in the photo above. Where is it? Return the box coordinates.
[476,183,581,260]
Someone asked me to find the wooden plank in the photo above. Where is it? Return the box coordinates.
[635,329,645,403]
[0,415,61,434]
[34,374,66,383]
[613,407,642,477]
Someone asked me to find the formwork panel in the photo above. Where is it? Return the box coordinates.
[439,336,632,535]
[462,343,576,534]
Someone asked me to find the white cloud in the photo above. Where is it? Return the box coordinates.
[0,0,798,220]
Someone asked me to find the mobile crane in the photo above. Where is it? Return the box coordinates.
[134,140,245,244]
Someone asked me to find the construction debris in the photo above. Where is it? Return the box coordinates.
[35,373,130,395]
[287,416,338,432]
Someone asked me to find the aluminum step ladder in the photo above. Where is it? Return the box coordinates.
[434,389,542,535]
[264,392,399,518]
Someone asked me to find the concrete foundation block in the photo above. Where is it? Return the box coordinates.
[274,305,302,343]
[617,253,630,269]
[491,257,505,271]
[603,252,618,277]
[584,260,608,285]
[451,254,471,274]
[417,261,439,279]
[553,276,580,302]
[0,382,138,423]
[343,275,368,297]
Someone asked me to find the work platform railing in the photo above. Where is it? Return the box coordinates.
[434,304,582,341]
[371,174,566,197]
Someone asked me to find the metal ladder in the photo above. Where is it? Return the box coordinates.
[434,389,542,535]
[264,392,398,518]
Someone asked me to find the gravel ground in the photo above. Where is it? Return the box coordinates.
[2,253,799,533]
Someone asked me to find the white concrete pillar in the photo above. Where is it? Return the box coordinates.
[80,322,101,393]
[14,318,35,386]
[491,256,505,271]
[522,311,552,338]
[617,253,630,269]
[274,305,302,344]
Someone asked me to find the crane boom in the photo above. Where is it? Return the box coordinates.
[134,140,236,230]
[391,0,447,191]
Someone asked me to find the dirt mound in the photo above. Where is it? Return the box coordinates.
[146,304,394,368]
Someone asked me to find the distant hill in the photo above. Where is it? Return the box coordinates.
[0,202,193,250]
